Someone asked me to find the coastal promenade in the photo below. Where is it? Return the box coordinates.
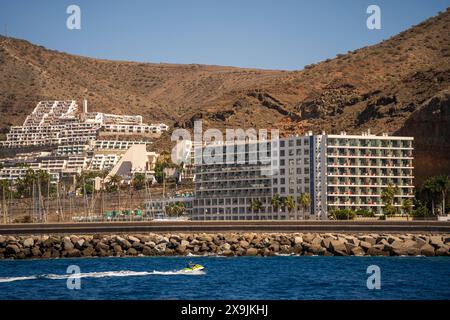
[0,220,449,235]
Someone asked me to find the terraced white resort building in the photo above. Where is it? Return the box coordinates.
[191,131,414,220]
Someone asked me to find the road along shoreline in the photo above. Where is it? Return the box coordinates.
[0,221,450,235]
[0,232,449,259]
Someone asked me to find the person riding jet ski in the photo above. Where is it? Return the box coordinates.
[183,261,205,271]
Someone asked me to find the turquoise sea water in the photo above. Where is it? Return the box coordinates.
[0,256,449,300]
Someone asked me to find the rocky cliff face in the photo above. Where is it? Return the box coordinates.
[1,9,449,184]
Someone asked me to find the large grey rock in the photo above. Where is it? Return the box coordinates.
[308,244,325,255]
[113,245,123,253]
[420,244,435,256]
[176,244,187,254]
[31,247,42,257]
[294,236,303,245]
[238,240,250,248]
[330,240,346,253]
[359,241,372,250]
[359,236,376,246]
[181,240,190,247]
[128,236,141,243]
[95,242,110,252]
[429,235,444,248]
[321,237,333,249]
[23,238,34,248]
[63,238,74,251]
[142,246,154,256]
[66,249,81,258]
[435,244,450,256]
[75,239,85,249]
[155,243,167,253]
[6,244,21,255]
[127,248,138,256]
[367,247,389,256]
[220,243,231,251]
[82,247,95,257]
[351,246,366,256]
[245,248,258,256]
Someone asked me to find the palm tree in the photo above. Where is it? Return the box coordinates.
[283,195,296,218]
[381,184,398,217]
[106,174,122,192]
[165,201,186,217]
[132,173,147,191]
[249,199,263,216]
[434,175,449,215]
[1,180,10,224]
[423,177,439,215]
[271,194,282,216]
[402,198,413,219]
[298,192,311,220]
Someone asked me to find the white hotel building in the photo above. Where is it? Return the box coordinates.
[191,131,414,220]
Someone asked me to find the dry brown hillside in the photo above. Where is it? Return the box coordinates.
[0,8,449,185]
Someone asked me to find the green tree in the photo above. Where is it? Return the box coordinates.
[106,174,122,193]
[283,195,296,215]
[132,173,147,190]
[381,184,398,217]
[271,194,282,213]
[434,175,449,215]
[298,192,311,219]
[249,199,263,214]
[165,201,186,217]
[331,209,356,220]
[402,198,413,217]
[423,177,439,215]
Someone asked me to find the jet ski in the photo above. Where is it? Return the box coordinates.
[183,262,205,272]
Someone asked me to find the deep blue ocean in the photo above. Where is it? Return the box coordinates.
[0,256,449,300]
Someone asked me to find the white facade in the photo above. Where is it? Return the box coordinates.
[192,132,414,220]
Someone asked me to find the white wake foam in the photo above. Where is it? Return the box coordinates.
[0,276,38,283]
[0,269,205,283]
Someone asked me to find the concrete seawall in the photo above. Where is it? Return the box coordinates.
[1,232,449,259]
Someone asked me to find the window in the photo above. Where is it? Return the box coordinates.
[297,168,302,174]
[280,159,285,166]
[280,141,285,147]
[296,149,302,156]
[280,178,285,184]
[273,178,278,184]
[296,139,302,146]
[296,158,302,165]
[297,177,302,184]
[288,140,294,147]
[280,150,285,157]
[289,159,295,166]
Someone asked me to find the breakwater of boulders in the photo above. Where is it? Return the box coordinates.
[0,233,449,259]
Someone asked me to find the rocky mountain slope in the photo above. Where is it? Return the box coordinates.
[1,8,449,184]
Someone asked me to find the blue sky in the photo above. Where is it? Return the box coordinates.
[1,0,449,70]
